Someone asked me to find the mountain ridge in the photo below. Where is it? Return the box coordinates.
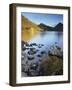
[22,15,63,32]
[38,22,63,31]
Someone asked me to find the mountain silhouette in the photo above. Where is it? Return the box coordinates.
[38,23,53,31]
[38,23,63,31]
[53,23,63,31]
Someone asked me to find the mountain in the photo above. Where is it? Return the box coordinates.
[53,23,63,31]
[38,23,53,31]
[22,16,63,32]
[38,23,63,31]
[22,15,41,31]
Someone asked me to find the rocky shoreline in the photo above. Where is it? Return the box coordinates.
[21,41,63,77]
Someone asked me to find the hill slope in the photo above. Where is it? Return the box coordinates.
[21,15,42,42]
[21,15,41,31]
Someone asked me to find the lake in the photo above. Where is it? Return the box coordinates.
[22,31,63,64]
[28,31,63,47]
[28,31,63,61]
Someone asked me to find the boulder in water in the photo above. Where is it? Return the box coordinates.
[27,56,34,60]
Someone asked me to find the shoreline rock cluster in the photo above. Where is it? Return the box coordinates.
[21,41,63,77]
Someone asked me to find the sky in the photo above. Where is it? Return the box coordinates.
[21,12,63,27]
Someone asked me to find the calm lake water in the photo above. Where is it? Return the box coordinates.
[23,31,63,63]
[28,31,63,47]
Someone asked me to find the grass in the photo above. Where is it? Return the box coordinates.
[40,55,63,76]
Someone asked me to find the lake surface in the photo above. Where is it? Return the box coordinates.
[22,31,63,63]
[28,31,63,47]
[21,31,63,76]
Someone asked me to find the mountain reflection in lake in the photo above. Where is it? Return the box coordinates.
[21,31,63,77]
[29,31,63,48]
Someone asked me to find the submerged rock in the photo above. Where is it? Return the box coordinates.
[30,43,37,46]
[38,44,42,48]
[37,54,42,58]
[27,56,34,60]
[28,48,39,55]
[28,51,36,55]
[41,51,46,54]
[22,47,30,51]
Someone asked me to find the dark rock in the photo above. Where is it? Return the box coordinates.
[48,44,63,58]
[22,47,29,51]
[27,62,39,76]
[30,48,36,51]
[21,64,25,72]
[36,49,39,52]
[21,57,24,61]
[55,42,57,44]
[38,44,42,48]
[28,51,36,55]
[30,62,38,70]
[21,41,25,47]
[39,59,42,62]
[21,41,28,46]
[37,54,42,57]
[27,70,38,76]
[30,43,37,46]
[27,56,34,60]
[41,44,44,46]
[41,51,46,54]
[55,45,61,50]
[28,48,39,55]
[26,61,28,64]
[25,43,30,47]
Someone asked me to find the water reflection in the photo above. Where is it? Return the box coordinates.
[28,31,63,48]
